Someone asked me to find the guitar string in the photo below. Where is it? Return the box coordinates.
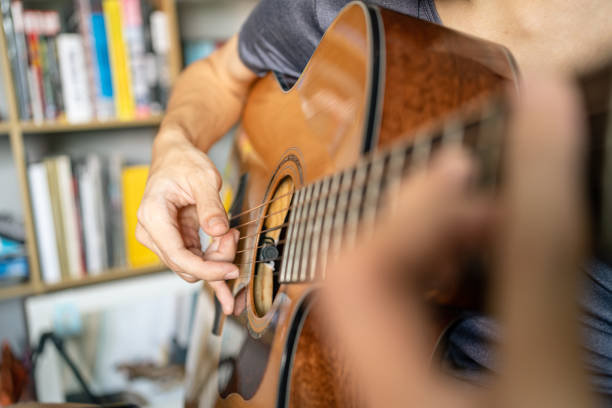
[232,143,508,240]
[230,175,380,231]
[226,108,610,228]
[235,179,377,243]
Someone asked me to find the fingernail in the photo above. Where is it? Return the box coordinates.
[208,237,220,253]
[208,216,228,235]
[225,269,239,280]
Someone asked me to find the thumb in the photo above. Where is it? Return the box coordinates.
[192,174,229,237]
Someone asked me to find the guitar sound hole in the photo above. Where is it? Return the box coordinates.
[253,177,294,317]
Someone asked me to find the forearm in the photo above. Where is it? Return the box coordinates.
[156,35,256,155]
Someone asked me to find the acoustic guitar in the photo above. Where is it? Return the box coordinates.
[184,2,612,407]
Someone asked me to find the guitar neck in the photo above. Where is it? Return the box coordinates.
[279,62,612,285]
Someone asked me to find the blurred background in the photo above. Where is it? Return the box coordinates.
[0,0,257,405]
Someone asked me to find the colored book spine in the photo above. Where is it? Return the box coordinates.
[57,34,94,123]
[103,0,134,120]
[24,11,44,123]
[121,165,158,267]
[91,0,115,119]
[39,13,57,120]
[122,0,150,117]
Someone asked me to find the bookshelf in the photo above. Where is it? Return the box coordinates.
[0,0,182,300]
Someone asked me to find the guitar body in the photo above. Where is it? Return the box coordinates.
[186,2,518,408]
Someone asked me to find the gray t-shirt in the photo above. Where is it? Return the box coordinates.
[238,0,441,79]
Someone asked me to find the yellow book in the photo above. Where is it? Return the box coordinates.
[121,165,159,267]
[103,0,135,120]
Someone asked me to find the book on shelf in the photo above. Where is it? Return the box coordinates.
[2,0,171,124]
[57,33,94,123]
[121,165,159,268]
[28,155,157,284]
[1,0,31,120]
[28,162,61,284]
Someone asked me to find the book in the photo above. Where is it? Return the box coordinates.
[91,0,115,120]
[75,156,108,274]
[108,154,125,267]
[3,0,32,119]
[55,156,85,279]
[121,165,158,267]
[103,0,134,120]
[28,163,61,284]
[150,10,170,109]
[41,12,64,120]
[44,158,69,280]
[24,10,44,123]
[57,33,94,123]
[39,12,58,120]
[122,0,150,117]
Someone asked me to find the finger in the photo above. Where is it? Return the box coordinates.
[140,200,239,280]
[190,171,229,237]
[205,229,240,262]
[209,280,234,315]
[139,220,202,282]
[494,75,592,407]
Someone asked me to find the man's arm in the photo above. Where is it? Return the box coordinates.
[136,35,257,314]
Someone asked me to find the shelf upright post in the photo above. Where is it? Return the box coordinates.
[0,14,42,293]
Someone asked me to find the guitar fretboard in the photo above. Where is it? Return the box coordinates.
[278,62,612,284]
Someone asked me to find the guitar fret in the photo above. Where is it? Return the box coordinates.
[387,146,407,195]
[443,120,465,147]
[362,155,385,234]
[345,162,368,248]
[284,188,303,283]
[319,172,342,279]
[309,177,330,281]
[300,182,321,282]
[293,184,314,283]
[330,168,355,263]
[410,134,432,172]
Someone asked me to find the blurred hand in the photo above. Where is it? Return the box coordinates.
[322,75,594,408]
[136,127,239,314]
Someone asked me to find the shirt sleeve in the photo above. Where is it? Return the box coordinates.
[237,0,326,79]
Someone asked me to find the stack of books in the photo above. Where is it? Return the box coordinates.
[1,0,171,124]
[28,156,159,285]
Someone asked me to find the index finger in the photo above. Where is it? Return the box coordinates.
[142,200,239,281]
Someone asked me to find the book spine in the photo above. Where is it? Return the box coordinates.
[57,34,94,123]
[76,0,102,120]
[103,0,134,120]
[108,154,125,267]
[56,156,84,279]
[38,13,57,120]
[79,156,108,274]
[5,0,32,119]
[122,0,150,117]
[44,12,64,120]
[24,11,44,123]
[91,11,115,119]
[44,158,69,280]
[28,163,61,284]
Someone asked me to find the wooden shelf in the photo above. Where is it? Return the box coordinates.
[0,122,11,134]
[41,264,169,293]
[19,115,163,134]
[0,282,35,301]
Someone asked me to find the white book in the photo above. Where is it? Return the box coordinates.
[55,156,84,278]
[28,163,61,284]
[78,156,108,274]
[57,34,93,123]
